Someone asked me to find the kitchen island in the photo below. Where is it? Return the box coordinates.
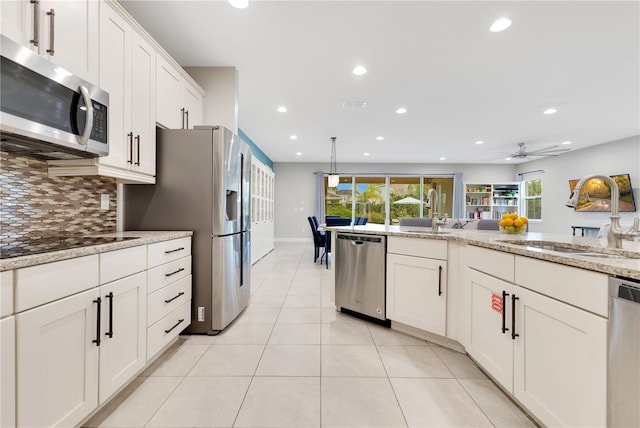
[327,224,640,427]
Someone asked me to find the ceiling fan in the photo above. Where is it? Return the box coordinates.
[500,142,571,159]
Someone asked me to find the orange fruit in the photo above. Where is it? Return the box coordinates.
[520,217,528,224]
[514,219,524,228]
[510,213,519,220]
[502,213,510,220]
[499,219,508,227]
[503,218,514,227]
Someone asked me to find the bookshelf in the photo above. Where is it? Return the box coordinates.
[465,183,520,219]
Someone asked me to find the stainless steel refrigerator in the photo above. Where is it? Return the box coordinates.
[125,126,251,334]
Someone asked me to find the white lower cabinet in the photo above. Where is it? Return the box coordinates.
[386,254,447,335]
[467,269,514,390]
[16,288,100,428]
[466,250,608,428]
[513,286,607,427]
[386,237,448,336]
[98,271,147,404]
[1,316,16,428]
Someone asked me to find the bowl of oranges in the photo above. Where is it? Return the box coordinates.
[498,213,528,234]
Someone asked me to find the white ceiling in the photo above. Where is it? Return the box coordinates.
[120,0,640,164]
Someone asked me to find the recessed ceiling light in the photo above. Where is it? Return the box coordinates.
[490,17,512,32]
[296,152,302,156]
[396,107,407,114]
[290,135,298,140]
[505,157,512,161]
[364,152,370,156]
[475,140,484,145]
[543,108,558,115]
[277,106,287,113]
[562,141,572,145]
[439,157,446,161]
[376,136,384,141]
[352,65,367,76]
[228,0,249,9]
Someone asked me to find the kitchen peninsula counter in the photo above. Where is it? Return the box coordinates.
[0,231,193,271]
[326,224,640,279]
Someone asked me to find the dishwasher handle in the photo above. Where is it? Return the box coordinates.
[351,240,365,246]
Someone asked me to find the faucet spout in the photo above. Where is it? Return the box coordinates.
[425,188,447,233]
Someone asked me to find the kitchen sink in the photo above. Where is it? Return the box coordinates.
[498,240,640,260]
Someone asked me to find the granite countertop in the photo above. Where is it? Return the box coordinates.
[326,224,640,280]
[0,231,193,272]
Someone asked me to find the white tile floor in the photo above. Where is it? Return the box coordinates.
[84,242,537,428]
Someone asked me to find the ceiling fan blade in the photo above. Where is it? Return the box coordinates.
[531,148,571,154]
[526,145,559,154]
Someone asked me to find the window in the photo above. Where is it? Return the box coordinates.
[523,179,542,220]
[324,174,454,225]
[354,177,386,224]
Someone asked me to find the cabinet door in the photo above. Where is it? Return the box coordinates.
[513,286,607,427]
[0,316,16,428]
[39,0,99,84]
[98,4,132,169]
[466,269,514,391]
[99,272,147,403]
[130,32,156,175]
[0,0,31,47]
[156,55,183,129]
[386,254,447,335]
[184,83,203,129]
[16,288,99,428]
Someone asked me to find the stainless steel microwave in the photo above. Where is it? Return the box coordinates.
[0,35,109,160]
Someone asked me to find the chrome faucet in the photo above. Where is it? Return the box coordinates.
[566,174,640,248]
[425,188,447,233]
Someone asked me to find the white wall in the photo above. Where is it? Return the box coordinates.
[185,67,239,133]
[515,135,640,234]
[273,162,517,241]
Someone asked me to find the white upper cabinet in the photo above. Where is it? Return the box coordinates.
[157,55,205,129]
[1,0,99,84]
[48,1,157,183]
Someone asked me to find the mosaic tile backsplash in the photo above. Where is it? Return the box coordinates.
[1,152,117,241]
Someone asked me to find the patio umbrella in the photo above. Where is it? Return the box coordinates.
[393,196,423,204]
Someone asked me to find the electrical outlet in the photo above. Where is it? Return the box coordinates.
[100,194,109,210]
[197,307,205,322]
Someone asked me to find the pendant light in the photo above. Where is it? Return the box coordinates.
[328,137,339,188]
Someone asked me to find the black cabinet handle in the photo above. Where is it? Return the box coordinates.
[511,294,520,340]
[185,110,189,129]
[127,132,133,163]
[181,108,185,129]
[46,9,55,55]
[438,265,443,296]
[165,268,185,277]
[135,135,140,166]
[501,291,510,334]
[93,297,101,346]
[165,247,185,254]
[105,292,114,338]
[164,318,184,334]
[165,291,185,304]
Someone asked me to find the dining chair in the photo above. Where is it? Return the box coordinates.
[399,217,432,227]
[307,216,326,263]
[477,219,501,230]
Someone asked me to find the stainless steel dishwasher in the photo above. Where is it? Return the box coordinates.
[335,233,386,321]
[608,276,640,427]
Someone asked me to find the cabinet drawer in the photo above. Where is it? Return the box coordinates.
[14,255,99,313]
[148,238,191,268]
[467,246,514,282]
[147,300,190,361]
[1,271,13,317]
[388,236,447,260]
[100,245,147,284]
[147,256,192,294]
[515,256,608,316]
[147,275,192,327]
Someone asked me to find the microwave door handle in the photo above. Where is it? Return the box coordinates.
[78,85,94,145]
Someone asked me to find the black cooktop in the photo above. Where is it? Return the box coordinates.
[0,236,140,259]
